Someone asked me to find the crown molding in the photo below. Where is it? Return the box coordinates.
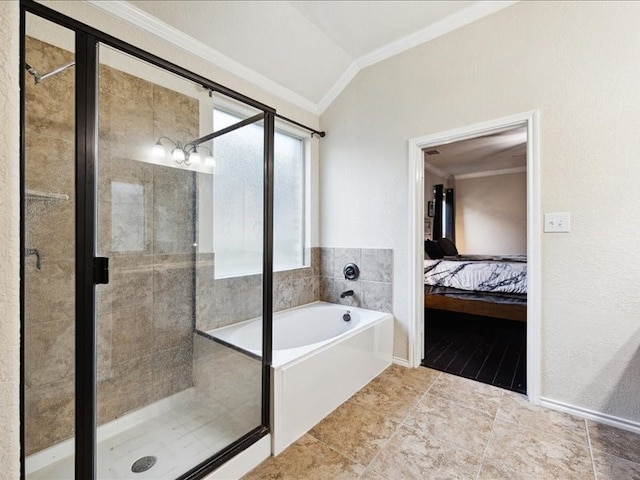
[454,166,526,180]
[86,0,517,116]
[85,0,320,115]
[318,1,518,113]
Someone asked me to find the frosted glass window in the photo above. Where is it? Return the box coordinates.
[213,109,305,277]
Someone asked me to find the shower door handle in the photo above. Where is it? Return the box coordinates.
[94,257,109,284]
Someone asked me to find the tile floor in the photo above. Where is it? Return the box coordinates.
[243,365,640,480]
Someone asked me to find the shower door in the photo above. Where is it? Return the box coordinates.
[22,3,274,478]
[93,44,272,479]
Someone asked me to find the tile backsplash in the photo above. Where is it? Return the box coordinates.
[195,247,394,334]
[320,247,393,313]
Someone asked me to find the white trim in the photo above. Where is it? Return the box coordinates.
[454,166,526,180]
[393,356,410,368]
[407,110,541,405]
[540,397,640,436]
[424,161,450,180]
[86,0,320,114]
[318,1,518,112]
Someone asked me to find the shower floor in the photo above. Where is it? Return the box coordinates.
[27,390,256,480]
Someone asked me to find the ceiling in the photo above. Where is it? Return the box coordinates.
[91,1,516,113]
[424,127,527,177]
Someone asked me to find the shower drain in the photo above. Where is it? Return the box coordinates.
[131,456,157,473]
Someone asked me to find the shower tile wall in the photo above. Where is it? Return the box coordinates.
[24,37,76,456]
[24,37,200,454]
[96,66,198,424]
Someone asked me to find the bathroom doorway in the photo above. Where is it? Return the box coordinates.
[407,112,541,402]
[422,126,528,393]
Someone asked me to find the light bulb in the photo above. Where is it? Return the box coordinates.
[205,155,216,167]
[172,148,185,162]
[189,151,201,164]
[152,142,166,158]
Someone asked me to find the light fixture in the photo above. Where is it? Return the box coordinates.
[152,136,213,168]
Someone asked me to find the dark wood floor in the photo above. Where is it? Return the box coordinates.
[421,309,526,394]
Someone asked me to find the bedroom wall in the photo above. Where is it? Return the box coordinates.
[320,0,640,425]
[454,172,526,255]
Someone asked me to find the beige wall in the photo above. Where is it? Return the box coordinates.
[0,0,21,476]
[454,172,526,254]
[320,1,640,423]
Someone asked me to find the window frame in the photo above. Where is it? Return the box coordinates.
[211,99,309,279]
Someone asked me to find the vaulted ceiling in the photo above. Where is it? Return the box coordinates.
[89,0,516,114]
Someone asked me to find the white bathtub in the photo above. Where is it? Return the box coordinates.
[208,301,394,454]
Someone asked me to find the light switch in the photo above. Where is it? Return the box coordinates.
[544,212,571,233]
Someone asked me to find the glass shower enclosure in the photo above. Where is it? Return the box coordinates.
[22,4,274,479]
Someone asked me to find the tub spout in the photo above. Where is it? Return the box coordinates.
[340,289,354,298]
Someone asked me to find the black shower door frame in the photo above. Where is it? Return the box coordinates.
[19,2,275,479]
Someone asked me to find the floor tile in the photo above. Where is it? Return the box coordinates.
[497,393,588,446]
[376,364,440,394]
[359,470,387,480]
[428,372,504,417]
[309,398,398,465]
[403,392,495,456]
[242,434,365,480]
[348,376,424,424]
[483,418,594,480]
[592,450,640,480]
[588,420,640,463]
[368,424,481,480]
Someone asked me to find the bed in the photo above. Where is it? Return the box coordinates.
[424,255,527,322]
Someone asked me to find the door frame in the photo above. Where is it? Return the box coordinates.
[407,110,541,404]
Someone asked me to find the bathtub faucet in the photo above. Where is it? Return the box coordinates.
[340,290,354,298]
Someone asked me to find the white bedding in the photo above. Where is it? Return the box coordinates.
[424,259,527,295]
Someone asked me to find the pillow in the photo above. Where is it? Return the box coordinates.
[438,237,458,256]
[425,239,444,259]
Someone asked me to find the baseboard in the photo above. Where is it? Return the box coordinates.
[540,397,640,435]
[393,356,410,367]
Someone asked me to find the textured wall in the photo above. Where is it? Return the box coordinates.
[454,172,527,255]
[320,1,640,423]
[0,1,21,476]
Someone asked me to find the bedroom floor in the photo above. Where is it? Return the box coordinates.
[423,309,526,393]
[242,364,640,480]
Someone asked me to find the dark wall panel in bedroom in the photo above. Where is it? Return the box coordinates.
[445,187,455,243]
[433,184,443,240]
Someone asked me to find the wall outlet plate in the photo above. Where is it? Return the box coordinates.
[544,212,571,233]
